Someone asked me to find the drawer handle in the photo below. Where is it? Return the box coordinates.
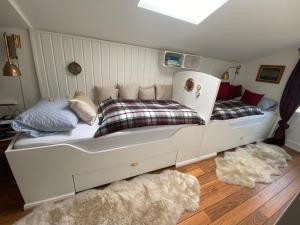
[130,162,139,167]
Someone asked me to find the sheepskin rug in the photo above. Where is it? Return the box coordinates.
[15,170,200,225]
[215,142,292,188]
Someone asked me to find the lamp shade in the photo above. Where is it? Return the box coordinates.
[3,61,21,76]
[221,71,229,80]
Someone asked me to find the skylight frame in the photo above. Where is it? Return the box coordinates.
[138,0,229,25]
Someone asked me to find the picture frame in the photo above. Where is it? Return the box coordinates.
[256,65,285,84]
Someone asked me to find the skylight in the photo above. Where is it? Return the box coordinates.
[138,0,229,25]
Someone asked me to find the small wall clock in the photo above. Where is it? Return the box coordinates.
[68,61,82,75]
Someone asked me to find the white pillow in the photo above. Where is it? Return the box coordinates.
[69,91,98,125]
[156,85,172,100]
[118,84,139,99]
[95,86,118,103]
[139,86,155,100]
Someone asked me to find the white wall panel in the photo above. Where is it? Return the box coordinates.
[40,33,60,98]
[52,34,69,98]
[30,30,174,99]
[73,38,86,94]
[62,36,77,96]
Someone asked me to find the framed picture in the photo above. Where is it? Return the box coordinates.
[256,65,285,84]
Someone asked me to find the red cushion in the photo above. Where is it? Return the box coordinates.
[229,85,242,99]
[217,82,230,100]
[241,89,264,106]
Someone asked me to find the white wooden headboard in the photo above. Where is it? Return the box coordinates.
[173,71,220,122]
[29,30,174,99]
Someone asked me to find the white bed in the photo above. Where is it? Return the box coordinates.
[14,118,188,150]
[6,71,277,210]
[15,110,275,151]
[201,111,277,156]
[6,71,221,209]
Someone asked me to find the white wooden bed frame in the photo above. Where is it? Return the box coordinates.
[6,71,221,209]
[6,71,277,210]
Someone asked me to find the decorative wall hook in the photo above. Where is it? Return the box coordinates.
[184,78,194,92]
[196,84,202,98]
[68,61,82,75]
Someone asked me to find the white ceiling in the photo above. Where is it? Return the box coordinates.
[0,0,29,28]
[1,0,300,62]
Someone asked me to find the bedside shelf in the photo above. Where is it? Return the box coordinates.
[161,50,202,70]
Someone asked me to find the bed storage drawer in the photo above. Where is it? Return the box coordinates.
[73,151,177,192]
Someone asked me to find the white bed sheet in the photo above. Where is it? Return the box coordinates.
[13,117,188,149]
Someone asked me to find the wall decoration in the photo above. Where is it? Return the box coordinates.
[256,65,285,84]
[184,78,194,92]
[196,84,202,98]
[68,61,82,75]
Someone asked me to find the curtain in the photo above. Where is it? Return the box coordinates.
[265,58,300,146]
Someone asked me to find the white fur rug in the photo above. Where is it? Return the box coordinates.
[15,170,200,225]
[215,142,292,188]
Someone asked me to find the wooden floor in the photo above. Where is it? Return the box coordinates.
[0,146,299,225]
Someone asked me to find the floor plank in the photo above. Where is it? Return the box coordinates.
[208,164,300,225]
[237,177,300,225]
[203,153,300,223]
[263,196,295,225]
[204,183,266,222]
[178,211,211,225]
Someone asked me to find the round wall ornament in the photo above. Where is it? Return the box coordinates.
[68,61,82,75]
[184,78,194,92]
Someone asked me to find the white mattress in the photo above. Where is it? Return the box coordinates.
[13,117,189,149]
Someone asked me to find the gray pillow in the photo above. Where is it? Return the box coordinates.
[11,98,78,137]
[139,86,155,100]
[257,97,278,111]
[118,84,139,99]
[156,85,172,100]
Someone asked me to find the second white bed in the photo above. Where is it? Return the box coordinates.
[200,111,277,156]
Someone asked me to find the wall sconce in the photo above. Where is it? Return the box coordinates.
[221,65,241,83]
[2,32,22,77]
[2,32,25,109]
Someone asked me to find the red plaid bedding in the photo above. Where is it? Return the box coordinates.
[94,99,205,138]
[211,100,263,120]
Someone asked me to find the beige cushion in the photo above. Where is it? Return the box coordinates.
[118,84,139,99]
[95,86,119,103]
[74,91,85,97]
[139,86,155,100]
[156,85,172,100]
[69,91,98,125]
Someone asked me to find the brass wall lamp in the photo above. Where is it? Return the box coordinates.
[2,32,25,109]
[221,65,241,83]
[2,32,22,77]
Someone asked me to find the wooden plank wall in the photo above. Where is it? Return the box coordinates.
[30,30,175,99]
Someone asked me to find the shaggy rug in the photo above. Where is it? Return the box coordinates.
[215,142,292,188]
[15,170,200,225]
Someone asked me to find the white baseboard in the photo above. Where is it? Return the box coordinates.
[176,153,217,167]
[285,139,300,152]
[198,153,217,161]
[24,192,75,210]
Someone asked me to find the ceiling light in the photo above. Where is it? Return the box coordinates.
[138,0,229,25]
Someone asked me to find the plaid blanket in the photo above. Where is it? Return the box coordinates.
[94,99,204,137]
[211,100,263,120]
